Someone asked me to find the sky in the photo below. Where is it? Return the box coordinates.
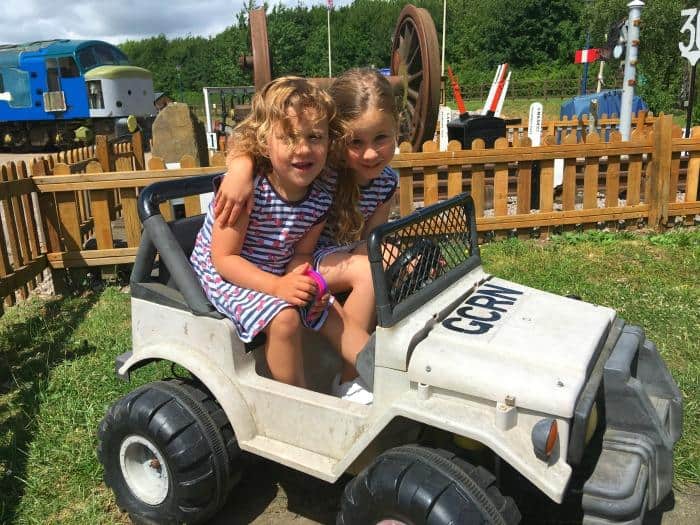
[0,0,354,46]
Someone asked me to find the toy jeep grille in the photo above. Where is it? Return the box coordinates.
[368,193,480,327]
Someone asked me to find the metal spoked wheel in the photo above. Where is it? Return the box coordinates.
[119,435,170,506]
[391,5,441,151]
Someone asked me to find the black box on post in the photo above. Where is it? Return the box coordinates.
[447,113,506,149]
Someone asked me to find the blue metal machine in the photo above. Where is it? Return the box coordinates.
[0,39,154,149]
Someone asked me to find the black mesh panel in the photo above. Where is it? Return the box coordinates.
[368,194,480,327]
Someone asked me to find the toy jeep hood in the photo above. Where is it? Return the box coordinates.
[408,277,616,418]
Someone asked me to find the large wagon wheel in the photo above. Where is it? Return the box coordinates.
[240,5,441,151]
[391,5,441,150]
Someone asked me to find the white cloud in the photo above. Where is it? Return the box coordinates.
[0,0,354,45]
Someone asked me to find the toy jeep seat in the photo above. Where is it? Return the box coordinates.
[129,173,347,393]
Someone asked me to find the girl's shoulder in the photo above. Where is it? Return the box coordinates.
[381,166,398,184]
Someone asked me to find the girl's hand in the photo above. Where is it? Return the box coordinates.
[214,179,253,227]
[273,263,317,306]
[308,292,331,320]
[214,158,255,227]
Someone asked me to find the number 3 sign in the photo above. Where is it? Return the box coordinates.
[680,8,700,65]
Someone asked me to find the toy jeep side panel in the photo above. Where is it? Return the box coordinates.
[123,299,375,481]
[122,298,257,442]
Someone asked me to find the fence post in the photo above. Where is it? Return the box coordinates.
[131,131,145,171]
[648,115,673,230]
[95,135,113,172]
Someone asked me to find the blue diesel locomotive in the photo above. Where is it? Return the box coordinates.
[0,39,154,149]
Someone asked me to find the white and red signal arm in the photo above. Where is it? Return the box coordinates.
[484,63,509,116]
[574,48,602,64]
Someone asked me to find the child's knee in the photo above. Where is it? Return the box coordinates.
[269,308,302,337]
[352,256,374,289]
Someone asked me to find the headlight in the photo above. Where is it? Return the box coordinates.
[532,418,559,461]
[87,80,104,109]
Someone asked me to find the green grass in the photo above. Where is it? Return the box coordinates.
[0,288,169,524]
[0,229,698,523]
[460,97,568,121]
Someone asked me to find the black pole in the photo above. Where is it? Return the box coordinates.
[685,63,697,138]
[581,32,591,96]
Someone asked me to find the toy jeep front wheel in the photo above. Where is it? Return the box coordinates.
[97,379,240,524]
[338,445,520,525]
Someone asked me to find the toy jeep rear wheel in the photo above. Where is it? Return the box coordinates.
[337,445,520,525]
[97,379,240,524]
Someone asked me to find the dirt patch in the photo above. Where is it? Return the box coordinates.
[208,455,699,524]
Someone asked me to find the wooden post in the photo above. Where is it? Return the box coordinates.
[0,164,29,298]
[687,127,700,203]
[446,141,463,198]
[0,170,15,307]
[95,135,113,172]
[648,115,673,230]
[493,137,509,216]
[422,141,439,206]
[181,155,202,217]
[131,130,145,171]
[470,139,486,217]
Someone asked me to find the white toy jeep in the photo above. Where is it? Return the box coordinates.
[98,174,682,525]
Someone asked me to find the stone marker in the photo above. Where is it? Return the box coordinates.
[151,102,209,166]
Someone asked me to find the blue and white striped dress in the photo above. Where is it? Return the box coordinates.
[190,173,333,342]
[313,166,398,266]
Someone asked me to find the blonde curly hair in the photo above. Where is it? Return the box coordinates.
[226,76,340,176]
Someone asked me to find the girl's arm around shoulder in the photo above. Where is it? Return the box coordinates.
[214,154,255,227]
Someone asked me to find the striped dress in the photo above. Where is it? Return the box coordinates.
[190,173,333,342]
[313,166,398,266]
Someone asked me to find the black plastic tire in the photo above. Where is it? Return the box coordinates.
[337,445,520,525]
[97,379,240,524]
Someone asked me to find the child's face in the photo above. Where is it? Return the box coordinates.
[268,107,329,190]
[345,110,396,185]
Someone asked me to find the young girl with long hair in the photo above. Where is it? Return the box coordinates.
[191,76,372,403]
[214,68,399,333]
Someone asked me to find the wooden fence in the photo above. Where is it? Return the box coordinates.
[505,111,656,145]
[395,115,699,237]
[0,115,698,315]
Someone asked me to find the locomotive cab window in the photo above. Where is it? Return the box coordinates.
[45,58,61,91]
[59,57,79,78]
[78,48,97,71]
[0,73,4,93]
[94,45,128,66]
[45,57,79,91]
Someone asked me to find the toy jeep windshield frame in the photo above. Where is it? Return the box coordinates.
[368,193,481,327]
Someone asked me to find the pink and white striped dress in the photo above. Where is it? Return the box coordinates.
[190,173,333,342]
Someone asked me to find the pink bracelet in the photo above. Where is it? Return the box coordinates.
[304,267,328,298]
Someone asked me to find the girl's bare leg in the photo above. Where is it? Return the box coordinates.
[318,250,376,332]
[319,302,370,382]
[264,308,306,387]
